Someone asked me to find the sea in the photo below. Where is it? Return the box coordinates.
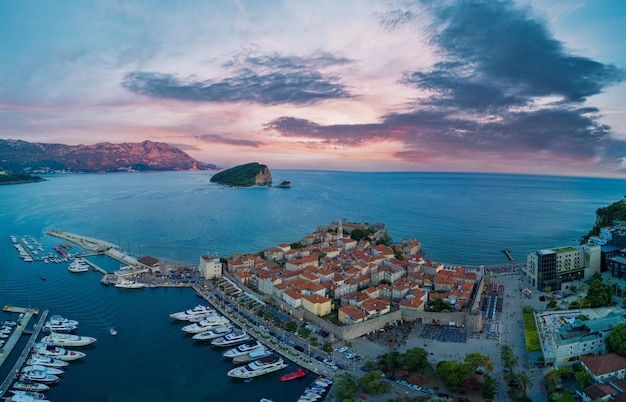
[0,170,624,402]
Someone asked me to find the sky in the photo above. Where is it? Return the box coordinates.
[1,1,625,177]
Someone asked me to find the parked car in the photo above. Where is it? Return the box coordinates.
[315,355,324,362]
[294,345,304,352]
[336,346,349,353]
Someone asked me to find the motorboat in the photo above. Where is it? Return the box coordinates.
[110,327,117,336]
[115,278,145,289]
[22,365,64,375]
[41,332,97,347]
[280,367,308,382]
[20,371,59,384]
[181,315,230,333]
[42,315,78,333]
[26,355,69,368]
[191,324,233,341]
[68,259,89,273]
[169,305,215,321]
[11,381,49,392]
[223,340,264,358]
[232,348,273,364]
[7,395,51,402]
[33,343,86,361]
[9,390,50,401]
[227,355,287,379]
[211,329,250,347]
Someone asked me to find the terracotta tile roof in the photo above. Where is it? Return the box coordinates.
[582,352,626,376]
[339,304,368,320]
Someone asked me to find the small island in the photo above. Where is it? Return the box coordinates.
[0,171,45,185]
[209,162,273,187]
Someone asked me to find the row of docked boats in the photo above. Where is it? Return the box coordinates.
[171,305,290,379]
[6,315,96,401]
[295,377,333,402]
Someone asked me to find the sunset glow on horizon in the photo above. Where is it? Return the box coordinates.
[1,1,625,177]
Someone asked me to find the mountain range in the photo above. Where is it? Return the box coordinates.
[0,139,217,173]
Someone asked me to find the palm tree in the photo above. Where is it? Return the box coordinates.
[518,373,531,397]
[543,368,561,392]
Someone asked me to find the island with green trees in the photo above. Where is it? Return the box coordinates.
[209,162,273,187]
[0,170,45,185]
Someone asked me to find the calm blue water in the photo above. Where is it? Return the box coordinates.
[0,170,624,401]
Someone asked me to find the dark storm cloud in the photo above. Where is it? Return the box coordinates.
[405,1,625,107]
[267,1,626,171]
[199,134,261,147]
[121,52,353,105]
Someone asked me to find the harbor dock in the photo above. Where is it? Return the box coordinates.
[0,307,48,398]
[501,249,514,262]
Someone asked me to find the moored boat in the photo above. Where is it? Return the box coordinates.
[32,343,86,361]
[191,324,232,341]
[8,390,49,401]
[41,332,97,347]
[20,371,59,384]
[232,348,273,364]
[280,367,307,382]
[169,305,214,321]
[115,278,145,289]
[211,328,250,347]
[22,365,64,376]
[223,340,264,358]
[181,315,230,333]
[227,355,287,379]
[26,355,69,368]
[7,394,51,402]
[12,381,50,392]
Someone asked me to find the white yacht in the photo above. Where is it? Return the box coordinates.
[42,315,78,333]
[20,371,59,384]
[7,394,51,402]
[115,278,145,289]
[169,305,214,321]
[12,381,49,392]
[232,348,273,364]
[41,332,97,347]
[181,315,230,334]
[32,343,86,361]
[21,365,64,376]
[26,355,69,368]
[9,390,50,401]
[191,324,233,341]
[67,259,89,273]
[223,340,264,358]
[227,355,287,379]
[211,329,250,347]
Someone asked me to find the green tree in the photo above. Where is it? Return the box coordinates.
[398,347,429,373]
[321,342,332,353]
[464,352,494,373]
[435,360,472,392]
[575,369,593,388]
[585,277,612,307]
[543,368,562,392]
[285,321,298,333]
[384,350,401,371]
[481,375,497,400]
[357,370,393,394]
[334,374,358,400]
[607,323,626,356]
[518,373,531,397]
[298,327,311,339]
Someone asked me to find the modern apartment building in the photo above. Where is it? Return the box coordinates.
[524,244,601,291]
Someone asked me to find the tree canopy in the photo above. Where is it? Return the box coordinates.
[607,323,626,356]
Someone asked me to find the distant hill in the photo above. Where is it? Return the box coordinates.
[210,162,272,187]
[0,139,218,173]
[0,171,45,185]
